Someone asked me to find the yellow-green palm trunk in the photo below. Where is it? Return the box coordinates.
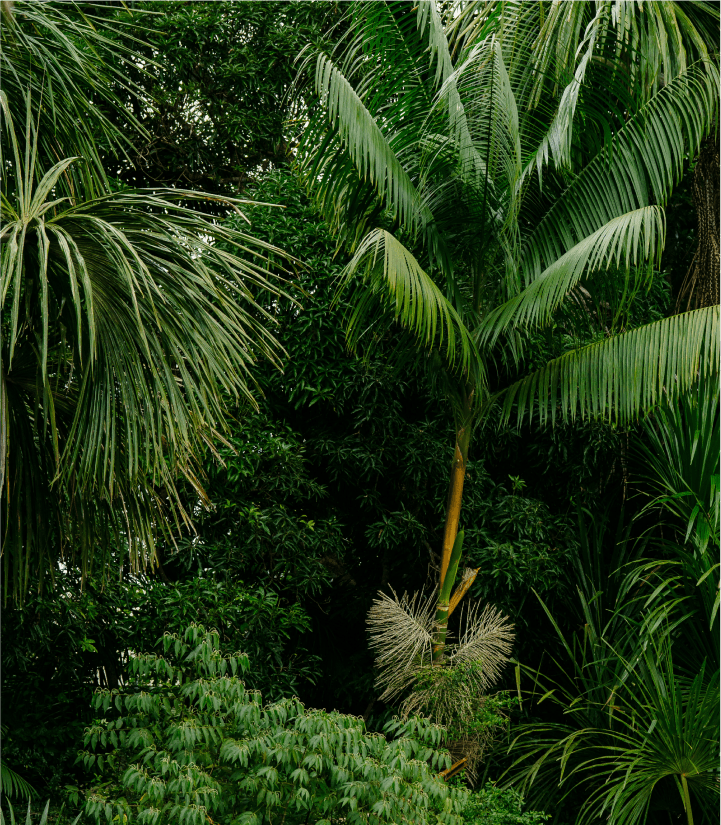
[433,530,464,664]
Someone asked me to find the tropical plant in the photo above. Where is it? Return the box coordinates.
[2,568,322,801]
[0,740,36,802]
[295,0,720,674]
[368,581,514,778]
[504,385,720,823]
[459,781,549,825]
[79,623,469,825]
[508,630,718,824]
[1,1,290,598]
[1,800,80,825]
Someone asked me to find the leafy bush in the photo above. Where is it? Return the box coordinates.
[460,783,549,825]
[2,575,319,802]
[80,624,468,825]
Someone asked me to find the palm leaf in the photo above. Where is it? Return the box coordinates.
[1,96,290,597]
[340,228,478,376]
[1,1,152,196]
[311,53,427,235]
[499,306,719,426]
[479,206,666,347]
[520,60,719,282]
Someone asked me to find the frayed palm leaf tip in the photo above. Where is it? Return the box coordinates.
[367,588,514,702]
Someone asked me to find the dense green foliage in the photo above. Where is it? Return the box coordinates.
[80,624,468,825]
[2,3,719,825]
[100,1,335,196]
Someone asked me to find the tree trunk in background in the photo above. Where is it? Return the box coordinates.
[676,135,720,311]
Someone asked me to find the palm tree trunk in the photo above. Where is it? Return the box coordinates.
[676,135,720,312]
[433,391,474,663]
[439,430,470,587]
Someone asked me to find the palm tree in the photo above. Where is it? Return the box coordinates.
[1,2,289,599]
[295,0,719,655]
[450,0,721,312]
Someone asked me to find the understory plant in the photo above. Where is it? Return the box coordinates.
[367,579,514,780]
[459,781,549,825]
[0,740,35,802]
[80,624,468,825]
[506,387,720,824]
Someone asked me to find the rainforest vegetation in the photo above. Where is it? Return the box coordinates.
[1,2,719,824]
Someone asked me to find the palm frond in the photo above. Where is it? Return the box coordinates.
[521,60,719,282]
[340,229,478,375]
[1,0,152,195]
[1,96,290,597]
[499,306,719,426]
[312,54,427,236]
[479,206,666,347]
[0,761,36,801]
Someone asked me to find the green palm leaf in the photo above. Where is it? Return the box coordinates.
[1,1,151,196]
[500,306,719,426]
[340,228,478,376]
[479,206,666,347]
[0,725,35,800]
[1,91,290,598]
[521,60,719,282]
[312,53,428,236]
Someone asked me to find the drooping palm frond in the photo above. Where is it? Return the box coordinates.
[0,725,35,800]
[479,206,666,347]
[295,2,438,253]
[520,59,719,282]
[312,54,428,237]
[499,306,719,427]
[1,0,151,196]
[340,229,478,375]
[1,93,290,598]
[0,759,36,801]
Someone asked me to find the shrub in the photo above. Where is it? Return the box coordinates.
[460,782,549,825]
[79,624,468,824]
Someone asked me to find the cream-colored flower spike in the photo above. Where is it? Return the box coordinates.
[449,601,515,690]
[367,586,514,702]
[367,588,437,702]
